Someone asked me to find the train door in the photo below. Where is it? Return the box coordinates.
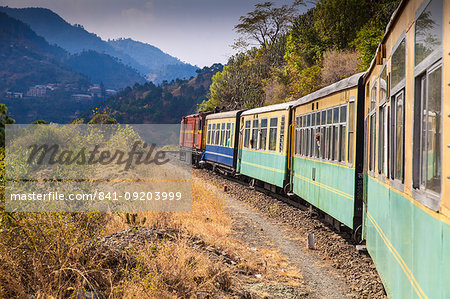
[236,117,245,173]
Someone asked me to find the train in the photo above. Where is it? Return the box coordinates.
[179,0,449,297]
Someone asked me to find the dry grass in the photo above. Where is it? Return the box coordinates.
[0,178,303,298]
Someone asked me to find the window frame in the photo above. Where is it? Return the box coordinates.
[251,118,259,150]
[414,0,444,73]
[259,118,268,151]
[207,124,211,145]
[225,122,231,147]
[296,104,347,165]
[368,79,378,176]
[243,119,251,148]
[412,60,443,210]
[390,33,407,96]
[220,123,225,146]
[268,117,278,152]
[347,97,355,166]
[378,63,389,179]
[390,89,405,190]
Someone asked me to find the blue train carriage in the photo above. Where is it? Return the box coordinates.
[204,110,243,171]
[236,102,295,191]
[362,0,449,297]
[290,72,366,230]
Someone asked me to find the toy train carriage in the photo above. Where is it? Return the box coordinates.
[290,73,365,230]
[203,110,243,171]
[179,112,212,164]
[237,102,294,192]
[363,0,450,297]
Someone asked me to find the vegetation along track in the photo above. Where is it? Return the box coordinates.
[195,168,386,298]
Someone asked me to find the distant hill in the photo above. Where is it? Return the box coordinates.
[0,6,199,84]
[108,38,199,83]
[66,50,146,90]
[0,11,88,93]
[0,6,144,72]
[79,64,223,124]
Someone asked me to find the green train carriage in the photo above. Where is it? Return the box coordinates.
[290,73,366,230]
[236,102,295,191]
[362,0,450,297]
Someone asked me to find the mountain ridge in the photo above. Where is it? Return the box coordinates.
[0,6,199,84]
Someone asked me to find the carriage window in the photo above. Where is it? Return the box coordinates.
[378,104,388,175]
[269,117,278,151]
[220,123,225,146]
[327,109,332,124]
[348,101,355,165]
[332,126,338,160]
[244,120,251,148]
[339,124,346,162]
[259,118,268,150]
[216,124,221,145]
[310,127,315,157]
[211,124,216,145]
[369,113,376,172]
[413,66,442,194]
[369,81,377,173]
[321,111,326,125]
[321,127,326,159]
[333,108,339,123]
[378,67,388,175]
[380,66,387,103]
[391,91,404,181]
[326,127,332,160]
[251,119,259,149]
[391,39,406,88]
[339,105,347,162]
[226,123,231,147]
[415,0,443,66]
[279,116,285,153]
[231,123,235,148]
[207,124,211,145]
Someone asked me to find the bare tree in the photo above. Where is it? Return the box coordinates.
[234,1,304,48]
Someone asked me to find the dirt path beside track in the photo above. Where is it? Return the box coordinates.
[195,168,386,298]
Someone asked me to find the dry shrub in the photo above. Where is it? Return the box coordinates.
[321,50,359,86]
[115,240,231,298]
[263,76,292,105]
[115,180,232,247]
[0,212,113,298]
[0,178,303,297]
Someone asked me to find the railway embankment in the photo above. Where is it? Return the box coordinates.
[195,168,387,298]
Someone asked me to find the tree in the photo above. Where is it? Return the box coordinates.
[88,114,118,124]
[321,49,359,86]
[201,37,288,111]
[314,0,370,50]
[234,1,303,48]
[31,120,49,124]
[0,104,15,148]
[351,0,401,70]
[285,8,325,70]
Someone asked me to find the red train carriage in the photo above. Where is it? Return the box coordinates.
[179,112,212,164]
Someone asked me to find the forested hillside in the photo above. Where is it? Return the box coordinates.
[108,39,199,84]
[80,64,223,124]
[0,7,199,84]
[0,12,88,93]
[200,0,401,111]
[66,50,146,90]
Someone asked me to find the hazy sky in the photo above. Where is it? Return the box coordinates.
[1,0,313,67]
